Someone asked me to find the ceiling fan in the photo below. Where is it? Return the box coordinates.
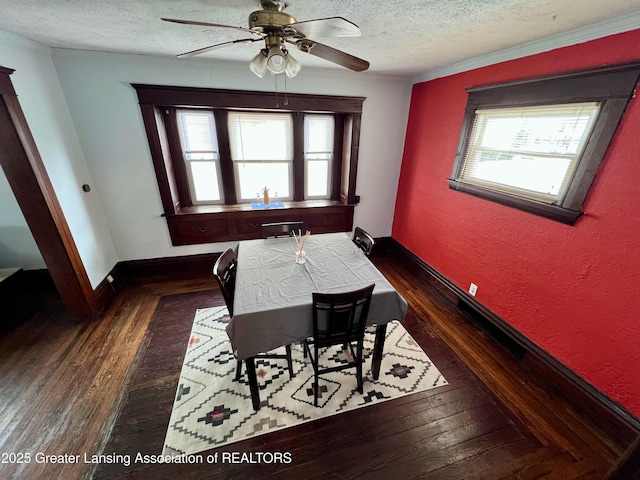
[162,0,370,78]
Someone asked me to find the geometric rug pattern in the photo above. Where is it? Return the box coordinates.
[162,306,448,456]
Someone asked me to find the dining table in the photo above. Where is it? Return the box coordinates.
[226,232,408,410]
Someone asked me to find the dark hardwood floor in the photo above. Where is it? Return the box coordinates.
[0,252,636,479]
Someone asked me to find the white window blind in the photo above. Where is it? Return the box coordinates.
[304,114,334,199]
[459,102,600,203]
[228,112,293,201]
[228,112,293,161]
[177,110,223,203]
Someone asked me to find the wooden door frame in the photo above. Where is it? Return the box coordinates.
[0,66,98,319]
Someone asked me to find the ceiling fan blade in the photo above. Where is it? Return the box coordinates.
[291,39,369,72]
[288,17,361,38]
[177,38,262,58]
[161,17,261,35]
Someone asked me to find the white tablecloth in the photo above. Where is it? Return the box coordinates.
[227,232,408,360]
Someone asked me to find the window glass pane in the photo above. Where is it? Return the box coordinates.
[305,114,333,198]
[461,102,599,200]
[235,162,290,200]
[177,110,219,160]
[305,114,334,159]
[189,161,221,202]
[474,104,599,155]
[228,112,293,161]
[307,160,330,197]
[465,152,571,196]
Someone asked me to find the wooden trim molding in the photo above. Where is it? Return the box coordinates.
[93,264,123,314]
[0,67,99,319]
[389,238,640,437]
[132,84,365,113]
[449,61,640,225]
[0,66,16,95]
[119,253,219,279]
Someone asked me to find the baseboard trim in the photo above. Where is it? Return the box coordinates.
[92,253,220,316]
[371,236,393,256]
[94,264,123,316]
[389,238,640,436]
[120,252,219,279]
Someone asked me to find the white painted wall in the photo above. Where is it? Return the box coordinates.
[0,168,44,270]
[0,30,118,287]
[51,49,412,261]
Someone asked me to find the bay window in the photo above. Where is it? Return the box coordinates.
[133,85,363,245]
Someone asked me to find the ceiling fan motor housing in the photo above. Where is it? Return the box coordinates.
[249,9,296,32]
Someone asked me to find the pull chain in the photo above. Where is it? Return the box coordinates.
[284,73,289,106]
[272,74,289,107]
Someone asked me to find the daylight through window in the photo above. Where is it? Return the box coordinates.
[304,114,334,198]
[177,110,223,204]
[228,112,294,201]
[175,109,335,204]
[460,103,600,204]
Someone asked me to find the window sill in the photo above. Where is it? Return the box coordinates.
[164,200,354,245]
[173,199,350,215]
[447,180,581,225]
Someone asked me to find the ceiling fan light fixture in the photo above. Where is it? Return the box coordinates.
[284,52,301,78]
[266,45,287,74]
[249,50,268,78]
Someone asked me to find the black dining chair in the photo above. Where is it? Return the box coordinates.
[353,227,375,257]
[262,221,304,238]
[212,247,294,381]
[303,284,375,407]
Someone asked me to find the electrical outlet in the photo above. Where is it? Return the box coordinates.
[106,275,114,284]
[469,283,478,297]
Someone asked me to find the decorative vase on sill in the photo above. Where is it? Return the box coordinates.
[261,186,270,205]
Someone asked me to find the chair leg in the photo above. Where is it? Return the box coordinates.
[314,346,320,407]
[285,344,294,379]
[235,360,242,381]
[356,340,364,394]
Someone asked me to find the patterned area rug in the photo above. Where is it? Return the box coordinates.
[163,306,448,455]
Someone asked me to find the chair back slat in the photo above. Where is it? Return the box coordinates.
[213,248,237,316]
[353,227,375,257]
[312,284,375,346]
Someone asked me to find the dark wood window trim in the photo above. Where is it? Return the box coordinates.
[133,85,364,244]
[448,62,640,225]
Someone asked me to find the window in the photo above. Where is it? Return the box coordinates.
[175,110,336,204]
[133,85,364,244]
[228,111,294,202]
[177,110,223,204]
[449,62,640,224]
[461,103,600,204]
[304,114,334,199]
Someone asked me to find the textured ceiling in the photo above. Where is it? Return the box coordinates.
[1,0,639,77]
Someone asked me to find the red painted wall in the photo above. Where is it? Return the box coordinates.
[393,29,640,417]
